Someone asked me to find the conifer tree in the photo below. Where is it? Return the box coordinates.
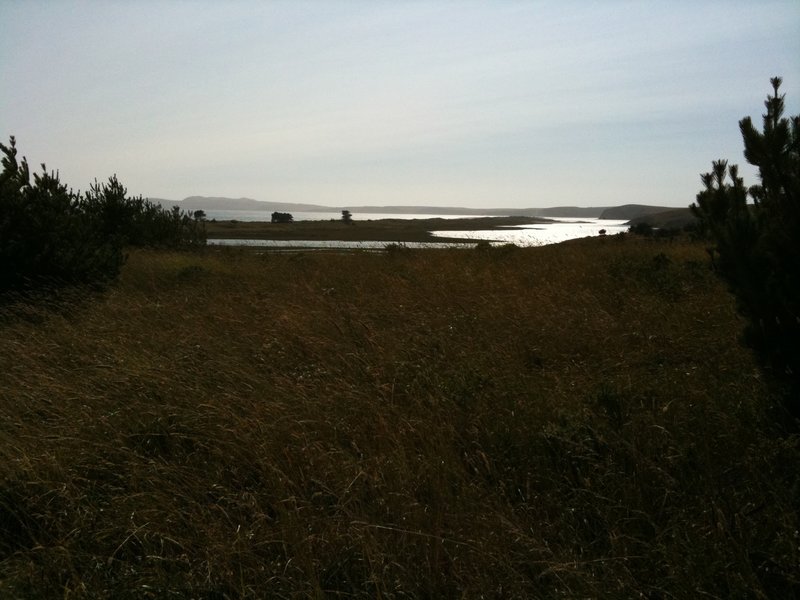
[1,136,206,294]
[692,78,799,415]
[0,137,124,291]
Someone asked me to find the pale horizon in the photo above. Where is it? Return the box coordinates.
[2,1,798,209]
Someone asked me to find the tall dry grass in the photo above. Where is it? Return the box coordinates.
[1,236,797,598]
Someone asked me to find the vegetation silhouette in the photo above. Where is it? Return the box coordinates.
[628,222,654,236]
[271,211,293,223]
[691,77,799,417]
[0,137,123,291]
[0,137,205,294]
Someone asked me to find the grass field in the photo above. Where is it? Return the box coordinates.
[1,235,798,598]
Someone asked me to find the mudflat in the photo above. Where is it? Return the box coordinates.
[204,215,549,243]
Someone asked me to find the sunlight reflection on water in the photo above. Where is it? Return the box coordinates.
[430,218,629,246]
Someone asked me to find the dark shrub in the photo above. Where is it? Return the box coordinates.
[1,137,205,294]
[691,78,799,416]
[82,178,205,249]
[0,138,124,292]
[629,222,654,236]
[271,211,293,223]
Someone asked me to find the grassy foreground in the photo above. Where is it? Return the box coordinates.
[1,236,798,598]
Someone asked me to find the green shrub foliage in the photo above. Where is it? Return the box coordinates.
[691,78,799,411]
[0,137,205,293]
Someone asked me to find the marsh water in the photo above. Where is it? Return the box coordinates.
[204,211,629,248]
[431,218,629,246]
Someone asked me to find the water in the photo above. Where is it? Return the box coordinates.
[207,217,629,249]
[431,218,629,246]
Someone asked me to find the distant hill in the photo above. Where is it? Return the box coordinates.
[339,205,500,215]
[344,206,612,217]
[534,206,610,218]
[599,204,675,220]
[152,196,333,212]
[151,198,528,216]
[149,197,683,221]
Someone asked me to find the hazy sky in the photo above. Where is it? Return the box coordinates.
[1,1,798,208]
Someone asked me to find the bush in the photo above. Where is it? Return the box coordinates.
[82,177,205,249]
[0,137,205,294]
[690,78,799,416]
[271,211,293,223]
[0,138,124,291]
[628,222,654,236]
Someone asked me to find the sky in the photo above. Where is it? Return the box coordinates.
[1,2,798,209]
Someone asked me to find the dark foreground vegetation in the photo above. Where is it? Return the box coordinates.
[691,77,799,417]
[1,237,798,598]
[0,137,205,294]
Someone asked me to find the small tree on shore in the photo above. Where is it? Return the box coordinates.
[341,210,353,224]
[271,212,293,223]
